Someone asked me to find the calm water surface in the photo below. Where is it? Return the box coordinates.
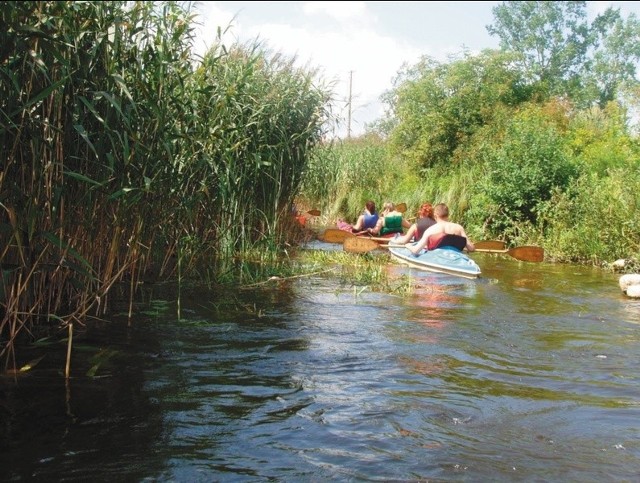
[2,251,640,481]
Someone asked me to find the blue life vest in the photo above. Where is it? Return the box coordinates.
[363,213,379,229]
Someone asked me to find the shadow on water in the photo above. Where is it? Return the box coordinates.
[2,252,640,481]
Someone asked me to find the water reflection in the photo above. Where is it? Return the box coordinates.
[3,256,640,481]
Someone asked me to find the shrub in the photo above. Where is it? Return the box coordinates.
[480,105,578,236]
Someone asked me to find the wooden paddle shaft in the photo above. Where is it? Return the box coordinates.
[474,245,544,262]
[474,240,506,250]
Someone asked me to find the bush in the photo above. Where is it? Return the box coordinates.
[480,106,578,236]
[540,169,640,263]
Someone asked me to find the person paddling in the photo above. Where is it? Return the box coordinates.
[351,200,379,233]
[394,202,436,243]
[406,203,475,255]
[336,200,379,233]
[369,202,411,236]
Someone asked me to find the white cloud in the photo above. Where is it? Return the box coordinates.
[189,1,640,137]
[191,2,236,59]
[588,1,613,16]
[191,2,420,137]
[302,1,371,24]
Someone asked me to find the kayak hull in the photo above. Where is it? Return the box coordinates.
[388,244,481,279]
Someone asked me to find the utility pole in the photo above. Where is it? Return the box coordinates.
[347,70,353,139]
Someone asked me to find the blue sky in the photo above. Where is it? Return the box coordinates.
[192,1,640,138]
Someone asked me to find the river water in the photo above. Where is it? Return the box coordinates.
[2,249,640,481]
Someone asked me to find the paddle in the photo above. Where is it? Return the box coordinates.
[343,237,381,253]
[321,228,355,243]
[307,209,321,216]
[323,228,399,244]
[344,236,543,262]
[474,245,544,262]
[474,240,506,251]
[336,235,499,248]
[364,235,397,243]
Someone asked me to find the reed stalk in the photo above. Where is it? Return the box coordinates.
[0,1,330,370]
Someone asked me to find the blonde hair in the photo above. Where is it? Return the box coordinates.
[382,202,395,211]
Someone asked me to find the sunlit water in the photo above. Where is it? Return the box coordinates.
[2,250,640,481]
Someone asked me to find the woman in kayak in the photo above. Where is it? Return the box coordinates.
[393,202,436,243]
[406,203,475,254]
[336,200,379,233]
[368,202,411,236]
[351,200,379,233]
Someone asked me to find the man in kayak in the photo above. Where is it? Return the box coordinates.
[406,203,475,255]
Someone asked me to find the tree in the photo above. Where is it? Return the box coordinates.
[487,1,640,108]
[383,50,529,169]
[487,1,592,95]
[588,9,640,107]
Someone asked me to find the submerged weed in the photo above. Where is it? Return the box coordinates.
[296,248,415,295]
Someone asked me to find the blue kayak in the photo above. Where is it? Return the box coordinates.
[388,243,481,279]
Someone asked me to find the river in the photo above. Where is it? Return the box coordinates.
[2,249,640,481]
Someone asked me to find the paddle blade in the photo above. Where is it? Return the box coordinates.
[344,237,379,253]
[307,209,321,216]
[396,202,407,213]
[507,246,544,262]
[321,228,355,243]
[474,240,506,251]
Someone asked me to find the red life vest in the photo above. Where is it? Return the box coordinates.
[427,233,467,251]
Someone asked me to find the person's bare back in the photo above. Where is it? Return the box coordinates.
[407,203,475,254]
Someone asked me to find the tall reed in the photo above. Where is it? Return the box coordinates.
[0,1,330,371]
[301,135,419,223]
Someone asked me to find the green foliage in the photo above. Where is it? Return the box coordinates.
[0,0,331,360]
[587,8,640,106]
[479,105,578,235]
[487,1,640,107]
[300,4,640,262]
[488,1,592,87]
[539,169,640,263]
[190,43,330,254]
[393,162,478,225]
[300,135,416,223]
[384,50,530,169]
[566,102,638,175]
[4,0,640,372]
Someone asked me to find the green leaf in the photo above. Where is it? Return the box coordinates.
[78,96,105,124]
[73,124,98,158]
[112,73,134,103]
[40,231,95,274]
[108,187,135,200]
[63,169,103,187]
[95,91,130,129]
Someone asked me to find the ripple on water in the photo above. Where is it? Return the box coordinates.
[3,262,640,481]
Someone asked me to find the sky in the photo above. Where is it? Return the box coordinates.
[190,1,640,138]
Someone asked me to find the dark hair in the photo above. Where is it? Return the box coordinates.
[365,200,376,214]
